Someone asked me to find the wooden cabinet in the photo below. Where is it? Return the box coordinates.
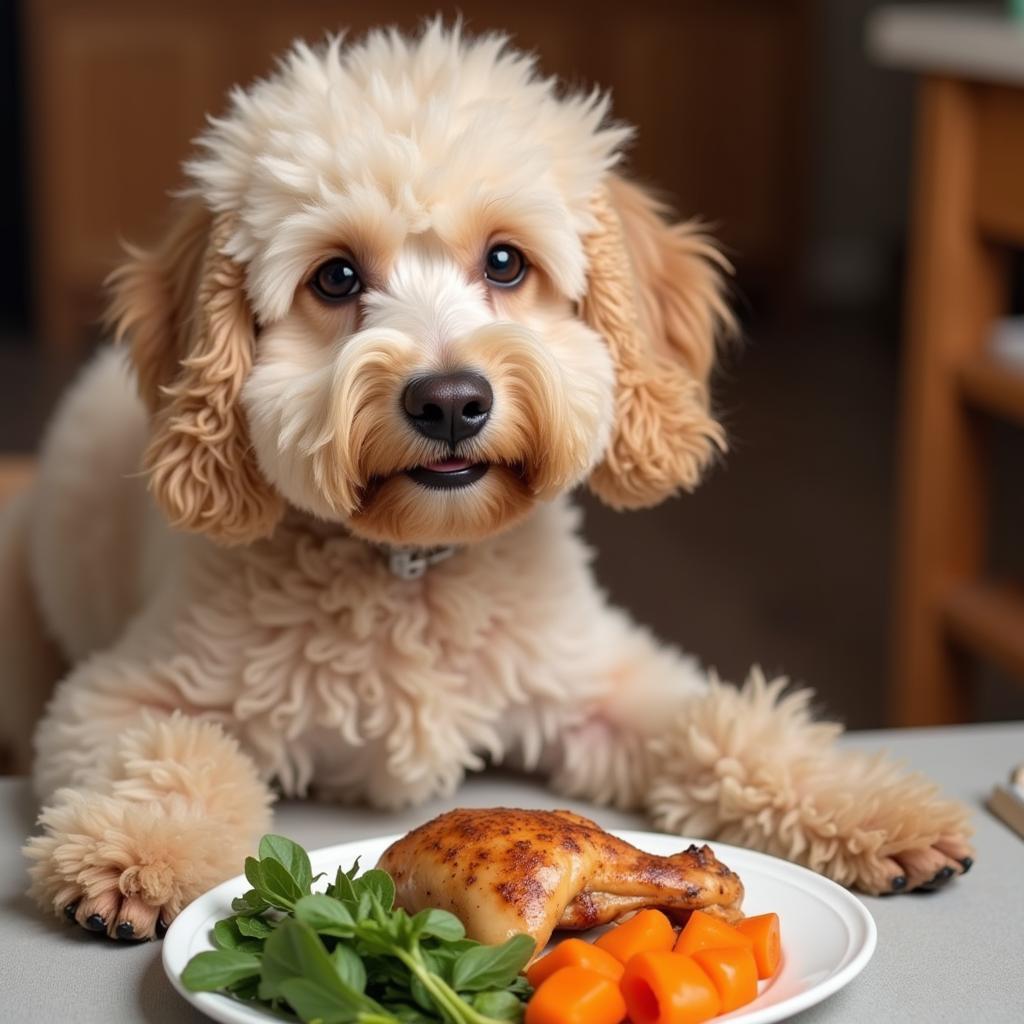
[22,0,813,351]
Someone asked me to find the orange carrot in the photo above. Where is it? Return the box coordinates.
[525,938,624,988]
[594,909,676,964]
[735,913,782,979]
[673,910,752,957]
[524,966,627,1024]
[620,951,721,1024]
[692,946,759,1013]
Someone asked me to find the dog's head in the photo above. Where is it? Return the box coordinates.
[109,24,732,548]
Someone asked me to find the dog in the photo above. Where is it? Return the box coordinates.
[2,23,971,941]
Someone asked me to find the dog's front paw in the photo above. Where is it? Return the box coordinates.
[807,771,975,897]
[823,756,975,896]
[25,789,249,940]
[59,873,170,941]
[646,673,975,898]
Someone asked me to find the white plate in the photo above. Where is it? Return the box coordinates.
[164,830,876,1024]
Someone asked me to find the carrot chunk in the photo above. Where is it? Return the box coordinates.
[735,913,782,979]
[594,909,676,964]
[524,966,627,1024]
[620,951,721,1024]
[692,946,759,1012]
[525,938,624,988]
[673,910,752,957]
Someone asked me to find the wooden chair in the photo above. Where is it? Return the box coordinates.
[872,7,1024,724]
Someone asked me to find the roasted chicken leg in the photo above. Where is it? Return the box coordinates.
[377,808,744,952]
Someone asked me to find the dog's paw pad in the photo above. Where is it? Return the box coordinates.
[60,884,170,940]
[889,838,973,893]
[862,830,973,895]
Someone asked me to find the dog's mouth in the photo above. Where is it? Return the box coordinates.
[405,458,490,490]
[350,459,535,544]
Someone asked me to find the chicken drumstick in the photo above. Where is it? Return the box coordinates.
[377,807,744,952]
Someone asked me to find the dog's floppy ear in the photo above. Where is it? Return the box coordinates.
[582,174,733,508]
[107,201,283,544]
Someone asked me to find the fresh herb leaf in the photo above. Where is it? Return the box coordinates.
[212,918,241,950]
[181,949,261,992]
[278,977,366,1024]
[333,864,360,905]
[259,834,313,894]
[362,954,410,988]
[503,975,532,999]
[262,921,383,1020]
[471,990,525,1021]
[330,943,367,993]
[356,889,373,921]
[451,935,535,993]
[418,940,474,985]
[350,918,396,958]
[412,908,465,942]
[388,1006,437,1023]
[260,919,340,1000]
[358,869,396,911]
[244,856,264,893]
[235,914,275,939]
[294,894,356,936]
[259,857,304,910]
[226,975,262,1001]
[212,917,263,953]
[231,888,269,916]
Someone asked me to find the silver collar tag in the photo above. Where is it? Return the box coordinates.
[387,545,457,580]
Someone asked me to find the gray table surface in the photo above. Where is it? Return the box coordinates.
[2,722,1022,1023]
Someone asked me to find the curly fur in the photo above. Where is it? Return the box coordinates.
[105,200,210,412]
[4,22,973,941]
[130,212,284,544]
[584,183,730,507]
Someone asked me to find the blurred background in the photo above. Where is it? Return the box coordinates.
[1,0,1022,731]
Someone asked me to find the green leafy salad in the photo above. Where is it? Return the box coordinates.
[181,835,535,1024]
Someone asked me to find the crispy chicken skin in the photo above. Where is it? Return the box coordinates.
[377,808,744,952]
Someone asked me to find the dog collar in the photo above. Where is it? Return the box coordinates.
[384,545,458,580]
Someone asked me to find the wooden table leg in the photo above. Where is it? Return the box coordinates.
[891,76,1008,726]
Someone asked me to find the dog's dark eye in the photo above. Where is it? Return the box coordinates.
[311,258,362,302]
[484,244,527,288]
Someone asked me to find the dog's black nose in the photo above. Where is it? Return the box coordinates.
[402,372,493,444]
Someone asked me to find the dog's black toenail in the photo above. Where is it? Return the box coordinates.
[116,922,135,940]
[959,856,973,874]
[84,914,106,932]
[64,902,79,921]
[155,918,168,939]
[934,866,954,883]
[891,875,907,891]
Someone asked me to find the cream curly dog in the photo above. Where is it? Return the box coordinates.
[3,24,971,941]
